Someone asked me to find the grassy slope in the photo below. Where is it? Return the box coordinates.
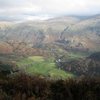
[17,56,74,79]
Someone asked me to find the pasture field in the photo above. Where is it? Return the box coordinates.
[17,56,74,79]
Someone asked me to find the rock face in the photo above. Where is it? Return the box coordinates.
[0,15,100,54]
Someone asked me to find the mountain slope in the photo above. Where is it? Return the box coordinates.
[0,15,100,54]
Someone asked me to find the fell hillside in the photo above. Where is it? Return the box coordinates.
[60,15,100,51]
[57,52,100,77]
[0,21,13,29]
[0,15,100,55]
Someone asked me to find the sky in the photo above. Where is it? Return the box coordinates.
[0,0,100,21]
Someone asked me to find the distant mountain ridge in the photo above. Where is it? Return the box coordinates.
[0,14,100,54]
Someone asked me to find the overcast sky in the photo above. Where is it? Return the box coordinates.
[0,0,100,21]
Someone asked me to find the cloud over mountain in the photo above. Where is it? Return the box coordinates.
[0,0,100,21]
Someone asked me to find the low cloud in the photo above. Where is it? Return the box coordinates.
[0,0,100,21]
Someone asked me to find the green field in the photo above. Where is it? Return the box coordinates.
[17,56,74,79]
